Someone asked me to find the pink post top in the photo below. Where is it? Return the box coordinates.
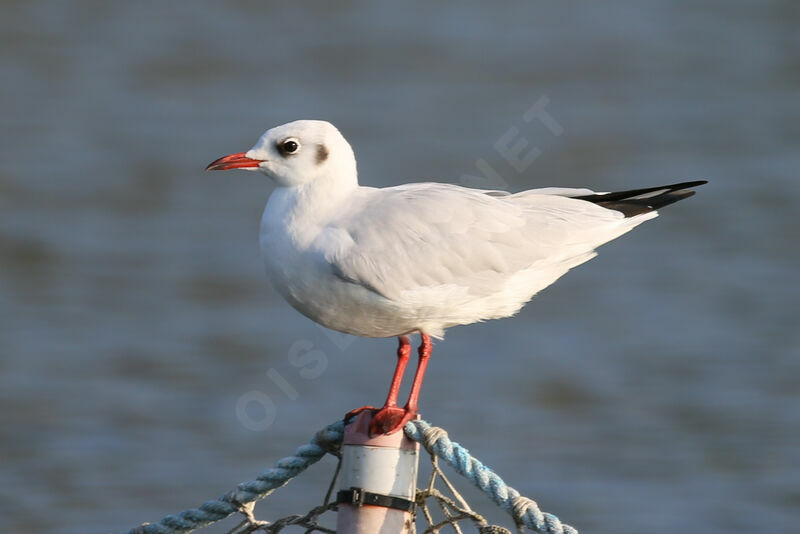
[343,411,420,450]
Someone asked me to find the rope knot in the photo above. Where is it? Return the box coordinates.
[510,495,544,528]
[420,425,449,455]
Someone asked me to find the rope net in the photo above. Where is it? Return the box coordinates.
[127,420,576,534]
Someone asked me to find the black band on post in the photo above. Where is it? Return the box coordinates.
[337,487,416,513]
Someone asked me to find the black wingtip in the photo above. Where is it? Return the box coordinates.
[575,180,707,217]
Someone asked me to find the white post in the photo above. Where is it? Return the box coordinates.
[336,412,420,533]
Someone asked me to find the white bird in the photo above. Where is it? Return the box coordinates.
[207,120,705,435]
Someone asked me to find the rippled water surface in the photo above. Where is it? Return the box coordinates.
[1,2,798,533]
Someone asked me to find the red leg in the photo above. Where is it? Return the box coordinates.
[404,333,432,414]
[382,336,412,407]
[368,334,433,436]
[345,336,411,421]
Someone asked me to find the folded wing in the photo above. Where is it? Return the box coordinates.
[320,183,635,301]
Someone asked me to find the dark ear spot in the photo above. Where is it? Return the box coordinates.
[316,144,329,165]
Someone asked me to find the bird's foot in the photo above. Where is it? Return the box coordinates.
[369,405,416,436]
[344,405,380,423]
[344,405,416,436]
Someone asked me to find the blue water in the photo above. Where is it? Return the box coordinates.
[1,2,798,533]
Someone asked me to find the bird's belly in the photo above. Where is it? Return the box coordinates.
[262,219,426,337]
[274,272,419,338]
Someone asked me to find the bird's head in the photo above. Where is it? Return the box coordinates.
[206,120,357,187]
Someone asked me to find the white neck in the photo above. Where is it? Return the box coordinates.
[263,170,358,248]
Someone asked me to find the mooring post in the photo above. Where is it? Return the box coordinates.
[336,411,420,533]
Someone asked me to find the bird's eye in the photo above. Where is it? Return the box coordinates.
[280,138,300,156]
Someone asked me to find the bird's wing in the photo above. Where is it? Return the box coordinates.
[317,183,626,301]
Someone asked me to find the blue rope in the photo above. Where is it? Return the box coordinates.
[126,420,345,534]
[125,418,576,534]
[404,419,578,534]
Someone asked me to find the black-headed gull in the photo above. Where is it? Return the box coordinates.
[207,120,705,435]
